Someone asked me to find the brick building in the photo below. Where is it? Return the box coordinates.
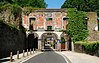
[22,9,69,50]
[23,9,68,31]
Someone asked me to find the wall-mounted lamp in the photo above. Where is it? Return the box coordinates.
[97,17,99,21]
[84,17,89,21]
[63,17,69,20]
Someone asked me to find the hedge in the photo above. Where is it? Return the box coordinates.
[75,41,99,56]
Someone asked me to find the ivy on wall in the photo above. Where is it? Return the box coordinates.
[67,8,88,42]
[0,2,21,16]
[23,7,46,15]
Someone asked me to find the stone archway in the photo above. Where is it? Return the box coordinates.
[26,31,63,50]
[41,33,58,49]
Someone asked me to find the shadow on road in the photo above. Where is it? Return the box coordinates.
[42,45,54,52]
[0,59,14,63]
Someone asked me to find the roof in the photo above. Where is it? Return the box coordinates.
[34,9,66,12]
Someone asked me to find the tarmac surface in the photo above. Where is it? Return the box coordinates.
[23,52,67,63]
[1,45,99,63]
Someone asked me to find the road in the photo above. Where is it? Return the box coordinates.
[23,52,67,63]
[23,46,67,63]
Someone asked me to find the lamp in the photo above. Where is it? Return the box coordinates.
[97,17,99,21]
[84,17,89,21]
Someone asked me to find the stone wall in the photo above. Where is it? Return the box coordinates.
[87,12,99,41]
[74,43,99,57]
[0,21,26,58]
[0,4,22,29]
[0,5,26,58]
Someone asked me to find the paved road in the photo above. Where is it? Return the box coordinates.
[23,52,67,63]
[23,46,67,63]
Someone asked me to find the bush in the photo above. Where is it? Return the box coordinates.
[61,37,65,44]
[75,41,99,55]
[84,42,99,54]
[0,20,18,31]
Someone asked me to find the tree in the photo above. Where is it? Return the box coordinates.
[66,8,88,41]
[0,0,13,3]
[12,0,47,8]
[0,0,47,8]
[61,0,99,12]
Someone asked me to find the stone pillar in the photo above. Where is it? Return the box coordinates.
[71,41,74,51]
[65,41,68,50]
[38,39,42,50]
[57,39,61,51]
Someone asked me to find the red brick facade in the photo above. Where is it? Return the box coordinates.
[23,9,68,31]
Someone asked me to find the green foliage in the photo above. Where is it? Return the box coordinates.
[0,3,11,11]
[61,37,65,44]
[23,7,33,15]
[59,30,67,32]
[67,8,88,41]
[23,7,47,15]
[61,0,99,12]
[0,0,47,8]
[75,41,99,55]
[0,0,47,15]
[96,10,99,16]
[0,20,26,33]
[12,4,22,18]
[61,0,99,16]
[0,20,18,30]
[12,0,47,8]
[0,2,22,17]
[0,2,8,6]
[0,0,13,3]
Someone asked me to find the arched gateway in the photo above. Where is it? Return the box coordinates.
[26,31,62,50]
[23,9,69,50]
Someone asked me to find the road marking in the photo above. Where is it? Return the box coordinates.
[55,52,72,63]
[19,52,43,63]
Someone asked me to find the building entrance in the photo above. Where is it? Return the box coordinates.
[41,33,58,50]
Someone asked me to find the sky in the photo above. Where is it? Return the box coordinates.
[45,0,65,9]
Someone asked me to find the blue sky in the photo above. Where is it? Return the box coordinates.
[45,0,65,8]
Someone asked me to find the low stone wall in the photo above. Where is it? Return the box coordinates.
[74,42,99,57]
[74,44,85,53]
[0,22,26,58]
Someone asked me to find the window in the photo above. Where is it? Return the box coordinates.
[29,18,36,24]
[29,18,36,30]
[63,17,69,20]
[47,26,52,30]
[46,18,52,21]
[30,18,36,21]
